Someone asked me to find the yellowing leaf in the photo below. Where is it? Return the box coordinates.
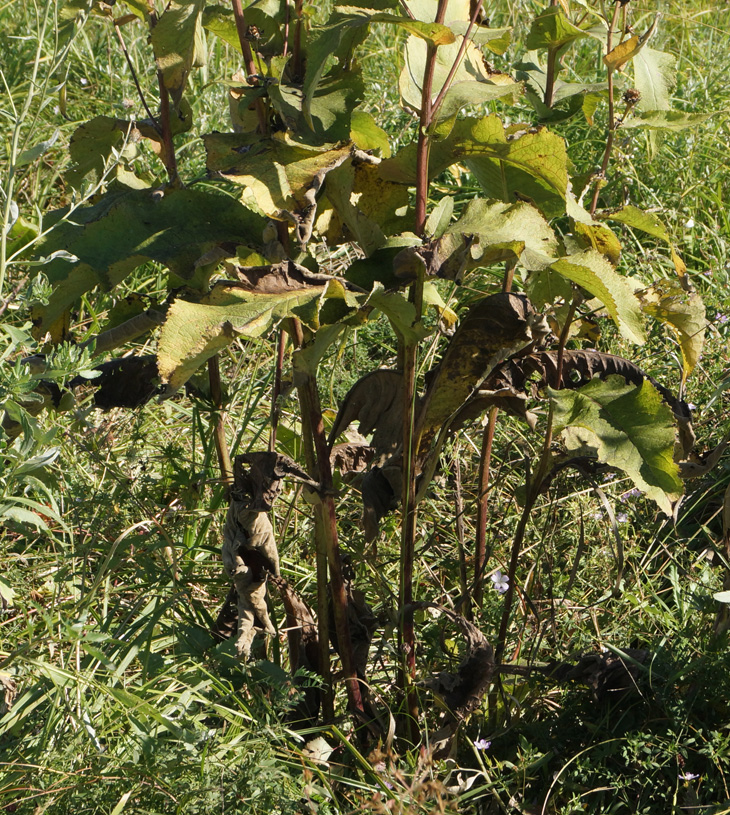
[638,279,706,381]
[604,35,640,71]
[203,133,353,220]
[158,276,354,391]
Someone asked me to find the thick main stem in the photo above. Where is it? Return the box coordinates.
[398,0,451,734]
[292,323,364,720]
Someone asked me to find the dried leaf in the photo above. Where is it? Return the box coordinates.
[328,369,406,460]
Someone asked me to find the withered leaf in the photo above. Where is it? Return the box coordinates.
[228,260,335,293]
[328,369,407,460]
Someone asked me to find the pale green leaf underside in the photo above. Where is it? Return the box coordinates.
[550,249,646,344]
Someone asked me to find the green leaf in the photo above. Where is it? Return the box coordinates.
[66,116,128,186]
[16,130,59,168]
[598,204,670,242]
[366,286,428,346]
[399,34,518,123]
[0,505,49,530]
[549,375,682,515]
[344,237,421,289]
[448,21,511,54]
[369,13,455,45]
[637,279,706,380]
[621,109,716,131]
[203,2,284,57]
[31,188,266,334]
[272,67,364,142]
[0,576,15,605]
[151,0,206,102]
[446,198,558,271]
[549,249,646,344]
[350,110,391,157]
[203,133,352,220]
[525,7,589,52]
[425,196,454,240]
[380,116,568,218]
[633,47,675,112]
[157,274,358,390]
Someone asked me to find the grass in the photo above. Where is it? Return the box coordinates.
[1,0,730,813]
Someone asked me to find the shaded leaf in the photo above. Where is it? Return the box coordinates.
[324,160,410,256]
[31,188,266,336]
[328,369,406,459]
[525,7,589,52]
[416,292,544,459]
[380,116,569,218]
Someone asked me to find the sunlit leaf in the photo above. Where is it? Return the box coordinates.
[549,375,682,515]
[637,279,706,381]
[550,249,646,344]
[621,109,716,131]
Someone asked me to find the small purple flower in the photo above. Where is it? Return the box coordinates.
[620,488,642,503]
[679,771,699,781]
[384,781,394,789]
[592,510,605,520]
[717,313,729,325]
[474,738,491,751]
[491,571,509,594]
[616,512,629,524]
[686,402,696,411]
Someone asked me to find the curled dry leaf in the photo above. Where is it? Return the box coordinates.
[270,575,320,725]
[220,452,315,659]
[327,369,407,460]
[548,648,650,702]
[221,507,279,660]
[234,451,317,511]
[330,442,375,477]
[227,260,335,293]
